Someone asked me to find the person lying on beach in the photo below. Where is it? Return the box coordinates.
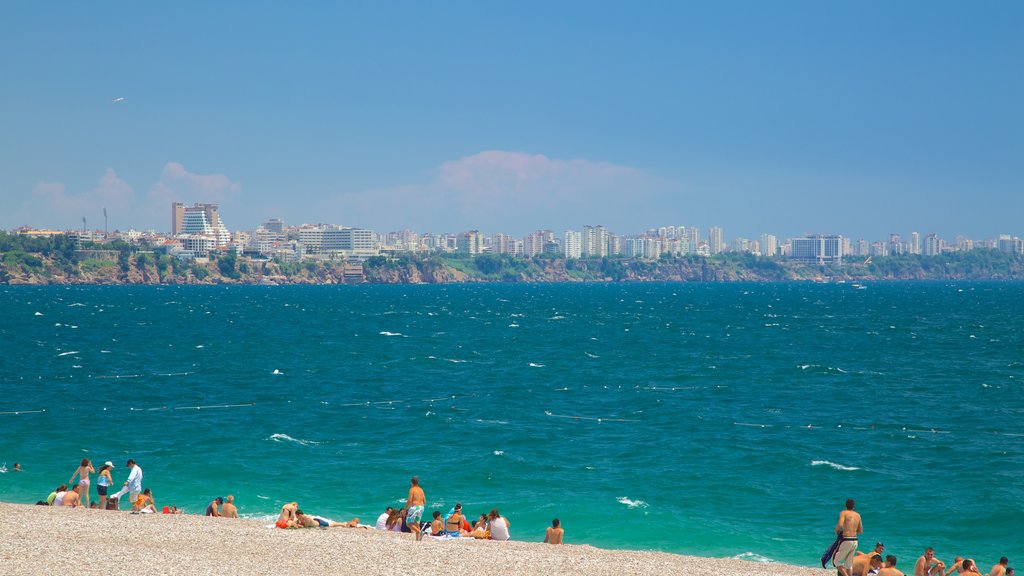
[276,502,299,528]
[221,495,239,518]
[544,518,563,544]
[296,511,364,529]
[133,489,156,513]
[879,556,906,576]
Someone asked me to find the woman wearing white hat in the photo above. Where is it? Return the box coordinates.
[96,462,115,510]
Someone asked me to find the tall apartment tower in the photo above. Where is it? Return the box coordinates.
[582,225,609,258]
[564,230,582,259]
[708,227,724,255]
[171,202,185,235]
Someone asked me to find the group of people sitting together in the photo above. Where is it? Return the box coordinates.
[38,458,157,513]
[850,543,1011,576]
[274,500,564,544]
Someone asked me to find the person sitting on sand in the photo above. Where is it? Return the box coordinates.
[544,518,563,544]
[206,497,223,517]
[46,484,66,506]
[962,561,982,576]
[133,488,156,513]
[53,485,69,506]
[375,506,394,530]
[880,556,906,576]
[429,511,443,536]
[386,508,404,532]
[444,503,470,535]
[916,548,946,576]
[990,558,1010,576]
[221,495,238,518]
[856,544,886,576]
[276,502,299,528]
[62,485,82,508]
[488,508,510,541]
[296,510,363,529]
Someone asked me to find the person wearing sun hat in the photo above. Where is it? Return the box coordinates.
[96,461,115,510]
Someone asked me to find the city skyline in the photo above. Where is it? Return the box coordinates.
[2,3,1021,240]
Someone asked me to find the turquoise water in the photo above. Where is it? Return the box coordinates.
[1,283,1021,566]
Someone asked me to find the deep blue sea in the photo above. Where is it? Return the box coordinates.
[1,283,1021,566]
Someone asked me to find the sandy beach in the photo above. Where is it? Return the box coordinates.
[0,502,830,576]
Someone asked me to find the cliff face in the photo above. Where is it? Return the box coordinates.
[2,251,1023,285]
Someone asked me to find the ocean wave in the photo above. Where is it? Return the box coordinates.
[732,552,778,563]
[57,351,80,357]
[529,362,545,367]
[379,331,406,337]
[269,433,320,446]
[493,450,504,455]
[616,496,649,509]
[811,460,859,471]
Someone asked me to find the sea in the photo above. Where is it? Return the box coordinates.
[1,282,1021,566]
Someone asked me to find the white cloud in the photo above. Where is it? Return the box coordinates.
[26,168,135,229]
[329,150,663,234]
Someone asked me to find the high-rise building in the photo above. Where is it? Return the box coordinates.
[173,202,230,246]
[923,234,943,256]
[563,230,582,259]
[789,235,844,264]
[910,232,921,255]
[582,225,609,258]
[457,230,484,255]
[760,234,778,257]
[708,227,724,255]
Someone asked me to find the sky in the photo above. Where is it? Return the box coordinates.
[1,1,1021,242]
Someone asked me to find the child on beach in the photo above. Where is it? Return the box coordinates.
[69,458,95,508]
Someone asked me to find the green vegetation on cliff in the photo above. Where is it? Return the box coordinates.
[2,231,1022,284]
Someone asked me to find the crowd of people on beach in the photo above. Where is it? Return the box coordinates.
[829,499,1010,576]
[34,463,565,544]
[274,476,564,544]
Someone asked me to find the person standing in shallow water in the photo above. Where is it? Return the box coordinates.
[833,498,863,576]
[406,476,426,542]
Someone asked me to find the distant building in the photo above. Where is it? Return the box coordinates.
[172,203,230,247]
[564,230,582,259]
[789,234,844,264]
[457,230,484,255]
[760,234,778,257]
[708,227,724,255]
[582,225,609,258]
[923,233,943,256]
[998,235,1023,254]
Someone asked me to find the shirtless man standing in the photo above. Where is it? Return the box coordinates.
[880,556,906,576]
[544,518,564,544]
[916,548,947,576]
[834,499,864,576]
[990,558,1009,576]
[221,495,239,518]
[406,476,426,542]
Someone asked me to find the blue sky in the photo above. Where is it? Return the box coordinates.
[1,1,1020,241]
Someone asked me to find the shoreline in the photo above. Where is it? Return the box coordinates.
[0,502,830,576]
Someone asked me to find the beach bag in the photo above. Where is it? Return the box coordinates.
[106,497,120,511]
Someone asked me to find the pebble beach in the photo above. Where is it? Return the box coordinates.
[0,502,831,576]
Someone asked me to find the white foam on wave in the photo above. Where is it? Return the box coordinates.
[493,450,504,456]
[379,331,405,337]
[269,433,320,446]
[272,369,283,375]
[57,351,80,357]
[35,312,43,316]
[445,359,466,363]
[616,497,649,509]
[811,460,859,471]
[529,362,545,368]
[732,552,778,563]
